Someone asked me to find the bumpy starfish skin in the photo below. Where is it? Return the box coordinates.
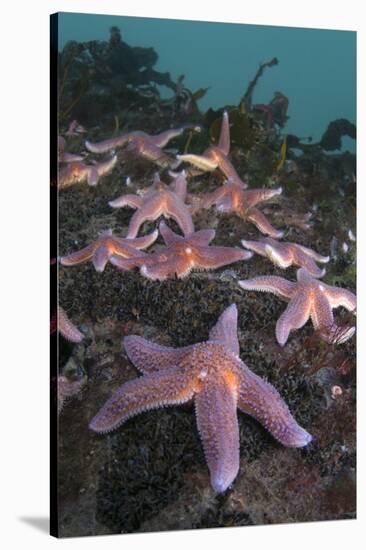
[109,171,194,239]
[241,237,330,277]
[111,221,252,280]
[238,268,356,346]
[90,305,312,493]
[58,156,117,189]
[58,306,84,343]
[176,111,248,187]
[197,181,284,238]
[60,228,158,272]
[86,128,185,167]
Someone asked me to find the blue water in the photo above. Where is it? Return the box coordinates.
[58,12,356,151]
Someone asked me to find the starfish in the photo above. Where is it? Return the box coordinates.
[58,155,117,189]
[85,127,186,168]
[111,221,252,280]
[59,228,158,273]
[196,180,284,238]
[57,306,84,343]
[176,111,248,187]
[89,304,312,493]
[238,268,356,346]
[241,237,330,277]
[109,171,194,239]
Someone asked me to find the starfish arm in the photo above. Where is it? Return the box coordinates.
[85,135,130,153]
[264,242,293,268]
[247,207,284,238]
[238,275,296,299]
[159,221,183,245]
[60,242,96,266]
[92,245,111,272]
[217,194,238,214]
[89,368,196,434]
[310,289,354,344]
[201,190,227,213]
[292,249,326,278]
[217,157,248,188]
[244,187,282,208]
[176,153,218,172]
[165,197,195,236]
[295,244,330,263]
[96,155,117,177]
[236,361,312,447]
[241,239,268,258]
[171,171,188,201]
[140,255,192,281]
[323,285,357,313]
[110,253,148,271]
[194,246,252,270]
[208,304,240,356]
[138,141,173,167]
[186,229,216,246]
[310,289,335,332]
[217,111,230,155]
[87,166,99,186]
[123,335,193,374]
[126,196,163,238]
[120,229,159,250]
[109,193,143,209]
[195,377,240,493]
[61,151,85,163]
[201,190,233,212]
[276,292,312,346]
[150,128,184,147]
[58,307,84,343]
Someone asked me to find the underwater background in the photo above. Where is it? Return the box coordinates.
[54,12,356,538]
[58,12,356,150]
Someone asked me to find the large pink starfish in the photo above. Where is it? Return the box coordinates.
[59,228,158,273]
[111,221,252,280]
[109,171,194,239]
[239,268,356,346]
[194,181,284,238]
[58,156,117,189]
[89,304,312,493]
[176,111,248,187]
[85,127,186,168]
[241,237,330,277]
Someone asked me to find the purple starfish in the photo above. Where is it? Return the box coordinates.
[192,180,284,238]
[58,156,117,189]
[176,111,248,187]
[59,228,158,273]
[89,304,312,493]
[241,237,330,277]
[239,268,356,346]
[86,127,187,168]
[111,221,252,280]
[109,171,194,239]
